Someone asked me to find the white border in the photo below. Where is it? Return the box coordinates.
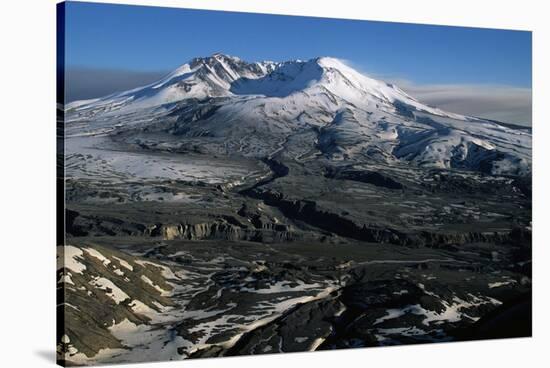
[1,1,548,367]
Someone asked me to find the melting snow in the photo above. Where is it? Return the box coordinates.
[84,248,111,267]
[113,256,133,271]
[89,277,129,304]
[60,245,86,274]
[489,280,517,288]
[58,273,75,285]
[141,275,170,296]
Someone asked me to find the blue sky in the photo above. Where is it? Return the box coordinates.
[64,1,531,87]
[62,1,532,124]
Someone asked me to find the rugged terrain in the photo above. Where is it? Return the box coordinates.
[57,54,532,365]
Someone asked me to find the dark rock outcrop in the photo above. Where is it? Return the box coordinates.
[146,221,294,243]
[325,167,404,190]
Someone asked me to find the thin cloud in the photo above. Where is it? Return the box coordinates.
[65,67,168,103]
[389,79,532,126]
[335,60,532,126]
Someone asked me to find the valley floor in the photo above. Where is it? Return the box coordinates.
[57,138,531,365]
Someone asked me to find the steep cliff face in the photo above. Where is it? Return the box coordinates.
[66,198,529,248]
[66,209,296,243]
[149,221,294,242]
[242,188,528,247]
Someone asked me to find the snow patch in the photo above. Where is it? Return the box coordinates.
[84,248,111,267]
[60,245,86,274]
[141,275,170,296]
[113,256,133,271]
[89,277,129,304]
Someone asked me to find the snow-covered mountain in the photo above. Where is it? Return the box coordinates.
[66,53,531,176]
[67,53,459,118]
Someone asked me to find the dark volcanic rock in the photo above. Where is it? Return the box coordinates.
[454,292,532,341]
[325,167,404,190]
[223,296,343,356]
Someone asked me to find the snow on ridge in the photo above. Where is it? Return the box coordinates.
[84,247,112,267]
[152,63,193,89]
[62,54,467,127]
[141,275,171,296]
[63,52,480,134]
[113,256,134,271]
[65,53,437,116]
[59,245,87,274]
[89,276,130,304]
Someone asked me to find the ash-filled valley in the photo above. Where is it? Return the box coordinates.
[57,53,532,365]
